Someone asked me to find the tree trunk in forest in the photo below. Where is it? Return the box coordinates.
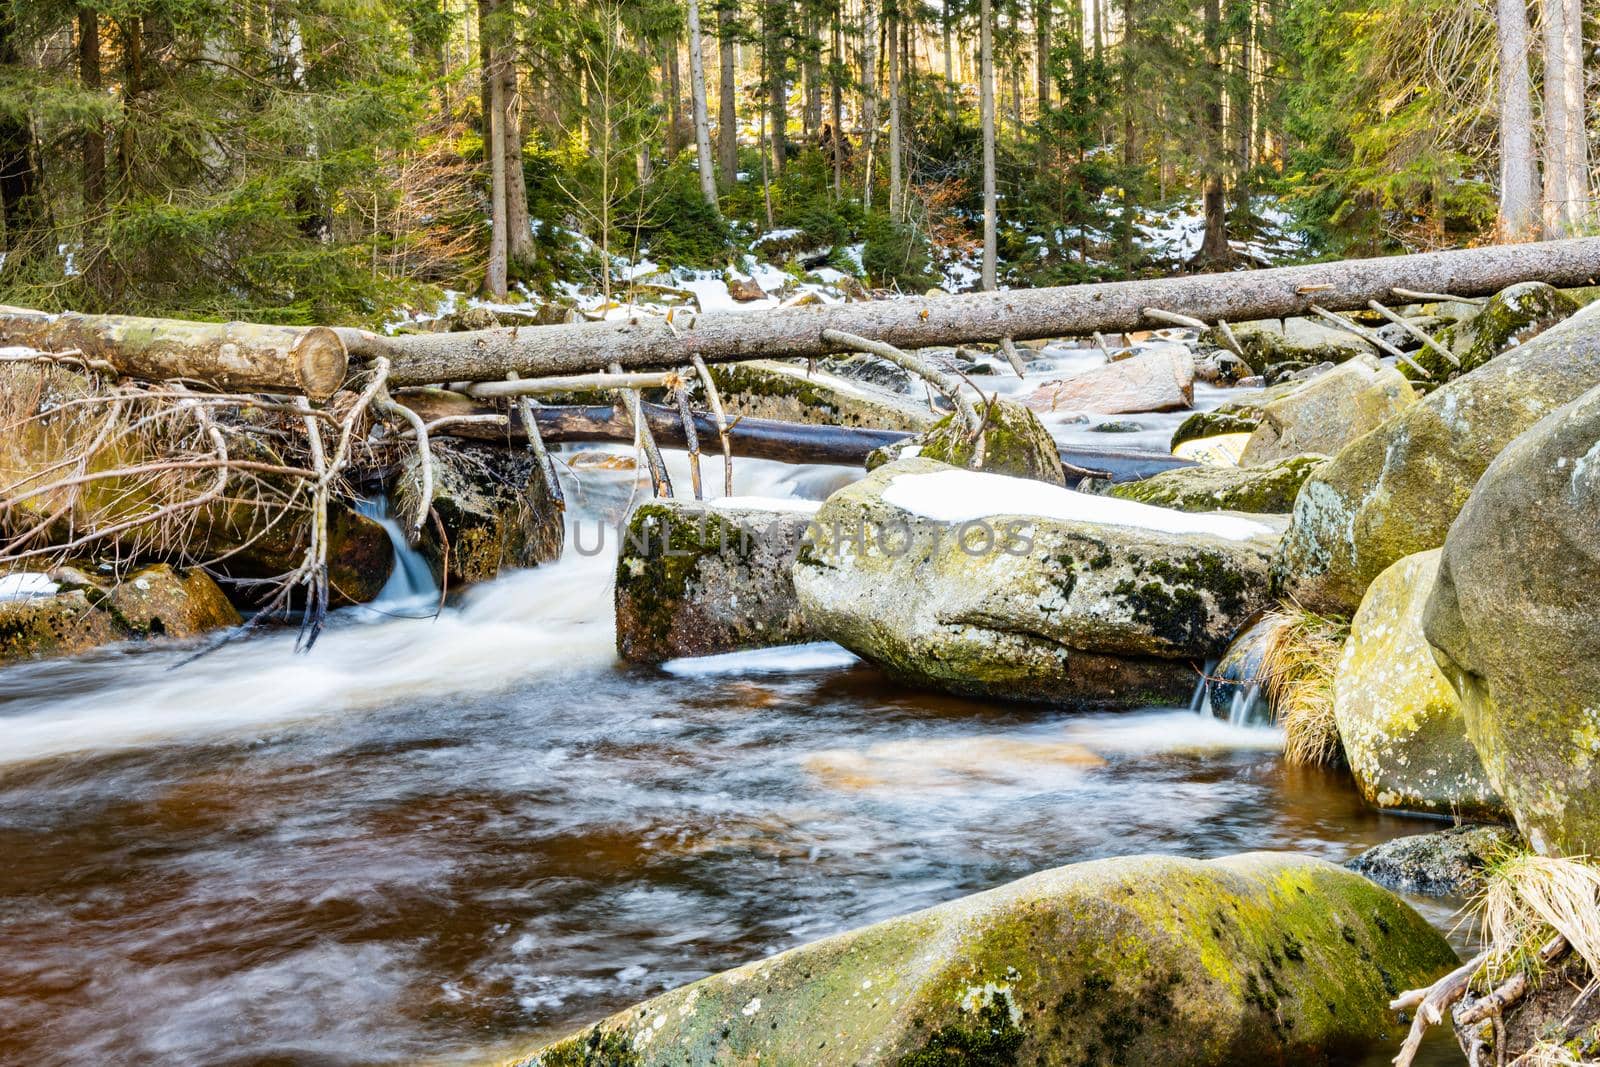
[1542,0,1573,237]
[831,6,844,196]
[484,35,509,299]
[803,7,823,136]
[980,0,997,290]
[1231,0,1252,222]
[1035,0,1052,114]
[0,307,349,399]
[764,0,786,178]
[716,0,738,191]
[686,0,718,209]
[943,0,957,121]
[887,2,902,220]
[1497,0,1540,236]
[1196,0,1230,266]
[861,0,879,209]
[662,35,683,161]
[1118,0,1137,261]
[500,28,533,271]
[1559,0,1590,229]
[116,16,142,185]
[78,8,106,215]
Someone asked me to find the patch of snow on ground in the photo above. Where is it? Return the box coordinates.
[0,573,60,600]
[881,469,1276,540]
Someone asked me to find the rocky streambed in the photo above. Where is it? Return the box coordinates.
[4,280,1599,1066]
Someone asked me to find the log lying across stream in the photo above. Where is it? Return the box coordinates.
[340,238,1600,386]
[0,305,348,400]
[402,394,1193,481]
[3,240,1595,394]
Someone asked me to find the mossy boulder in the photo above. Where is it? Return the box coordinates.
[615,498,818,663]
[1274,300,1600,616]
[708,359,937,431]
[1409,282,1579,381]
[1424,380,1600,856]
[791,458,1284,707]
[0,564,238,665]
[99,563,242,638]
[1207,318,1375,377]
[1332,550,1503,819]
[396,440,563,588]
[1109,455,1326,515]
[869,398,1066,485]
[1239,356,1415,466]
[1169,379,1304,451]
[513,852,1457,1067]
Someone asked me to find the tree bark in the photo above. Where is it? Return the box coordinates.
[1035,0,1052,113]
[335,238,1600,385]
[1497,0,1540,236]
[662,33,683,160]
[1542,0,1574,236]
[0,307,350,399]
[861,0,878,209]
[716,0,739,190]
[764,0,786,177]
[1197,0,1229,265]
[79,8,106,215]
[484,20,509,299]
[1560,0,1590,229]
[405,396,1194,479]
[686,0,719,208]
[980,0,997,289]
[887,2,902,220]
[831,5,845,196]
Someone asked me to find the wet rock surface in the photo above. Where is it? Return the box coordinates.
[1347,825,1518,896]
[517,852,1457,1067]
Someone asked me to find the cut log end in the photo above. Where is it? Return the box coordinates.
[291,327,350,402]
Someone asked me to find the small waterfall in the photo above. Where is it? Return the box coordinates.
[355,496,440,610]
[1188,659,1218,714]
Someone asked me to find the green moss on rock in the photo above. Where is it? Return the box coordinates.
[1110,455,1326,514]
[508,853,1457,1067]
[901,399,1066,485]
[1405,282,1579,381]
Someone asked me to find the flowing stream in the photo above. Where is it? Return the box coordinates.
[0,352,1469,1066]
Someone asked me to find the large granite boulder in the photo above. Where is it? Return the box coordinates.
[1275,300,1600,615]
[708,360,937,431]
[792,458,1283,707]
[1023,348,1195,415]
[1108,454,1325,514]
[1332,550,1502,819]
[868,398,1066,485]
[515,852,1456,1067]
[1411,281,1579,380]
[1238,356,1415,466]
[615,498,818,663]
[1424,381,1600,856]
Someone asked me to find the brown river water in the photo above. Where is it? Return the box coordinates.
[0,445,1472,1065]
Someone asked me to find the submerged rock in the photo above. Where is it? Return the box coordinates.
[708,359,937,431]
[1275,300,1600,615]
[1425,380,1600,856]
[868,398,1066,485]
[792,458,1283,707]
[1333,551,1502,819]
[1347,825,1520,897]
[1109,454,1325,514]
[615,498,817,664]
[1413,281,1579,380]
[396,440,563,587]
[515,852,1456,1067]
[0,564,239,665]
[1022,348,1196,415]
[1238,356,1415,466]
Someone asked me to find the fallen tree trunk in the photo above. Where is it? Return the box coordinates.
[399,393,1191,481]
[341,239,1600,385]
[0,306,349,400]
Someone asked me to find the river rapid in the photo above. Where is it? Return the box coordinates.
[0,346,1469,1066]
